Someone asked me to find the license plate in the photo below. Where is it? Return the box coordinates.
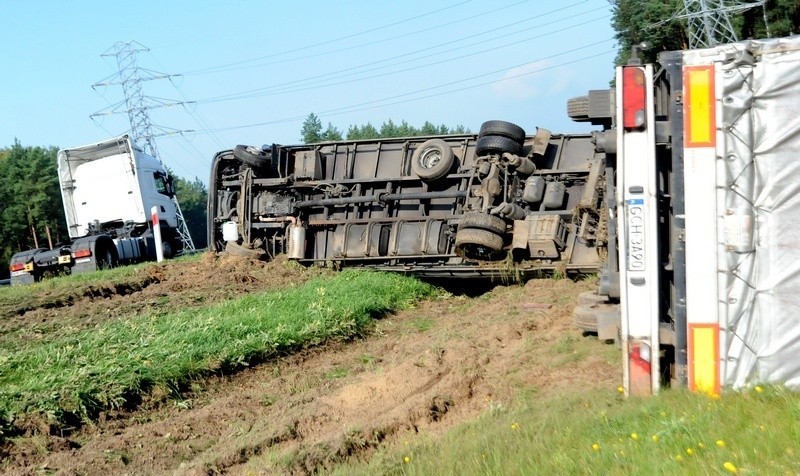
[627,199,645,271]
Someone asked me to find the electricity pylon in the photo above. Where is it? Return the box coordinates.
[677,0,766,48]
[91,41,196,252]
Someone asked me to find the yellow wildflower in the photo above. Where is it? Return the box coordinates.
[755,385,763,393]
[592,443,600,451]
[698,442,705,449]
[723,461,738,474]
[630,433,639,441]
[511,422,520,431]
[403,456,410,464]
[716,440,725,447]
[651,435,660,442]
[686,448,695,456]
[675,455,684,462]
[617,386,625,394]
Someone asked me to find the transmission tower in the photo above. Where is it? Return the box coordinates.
[677,0,766,49]
[91,41,196,252]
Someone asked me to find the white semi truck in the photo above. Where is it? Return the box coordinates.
[206,34,800,395]
[8,135,184,285]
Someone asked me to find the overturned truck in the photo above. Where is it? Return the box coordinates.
[208,120,614,279]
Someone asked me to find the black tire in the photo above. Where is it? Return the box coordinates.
[475,135,523,156]
[95,245,117,270]
[454,228,505,261]
[233,145,271,168]
[458,212,507,234]
[225,241,267,260]
[567,96,590,122]
[411,139,455,181]
[578,290,610,307]
[572,305,599,333]
[478,120,525,143]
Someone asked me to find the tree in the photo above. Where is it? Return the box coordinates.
[0,141,66,278]
[346,123,380,140]
[610,0,687,65]
[174,176,208,250]
[304,114,471,142]
[321,122,343,142]
[610,0,800,66]
[301,113,323,143]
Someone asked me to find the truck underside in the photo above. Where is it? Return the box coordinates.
[208,122,615,279]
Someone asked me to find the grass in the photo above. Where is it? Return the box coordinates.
[0,270,436,436]
[0,258,173,319]
[334,385,800,475]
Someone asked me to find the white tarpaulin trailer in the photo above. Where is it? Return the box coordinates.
[683,35,800,390]
[619,34,800,396]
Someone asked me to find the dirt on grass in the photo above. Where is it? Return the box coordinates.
[0,254,619,475]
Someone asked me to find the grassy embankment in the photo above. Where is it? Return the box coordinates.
[337,382,800,475]
[0,269,435,437]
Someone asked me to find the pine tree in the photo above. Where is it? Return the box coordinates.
[300,113,323,143]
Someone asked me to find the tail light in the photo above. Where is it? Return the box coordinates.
[622,66,647,130]
[72,249,92,259]
[628,341,653,396]
[10,263,25,272]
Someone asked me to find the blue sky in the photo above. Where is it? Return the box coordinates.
[1,0,617,183]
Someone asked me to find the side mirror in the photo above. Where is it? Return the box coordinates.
[166,175,176,197]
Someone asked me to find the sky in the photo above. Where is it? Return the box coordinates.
[1,0,618,183]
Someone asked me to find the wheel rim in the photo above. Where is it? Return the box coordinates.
[418,148,441,169]
[459,242,505,261]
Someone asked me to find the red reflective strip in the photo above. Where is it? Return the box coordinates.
[73,249,92,258]
[152,210,159,226]
[10,263,25,272]
[622,67,647,130]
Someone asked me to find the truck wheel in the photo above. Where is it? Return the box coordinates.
[475,135,523,156]
[478,120,525,143]
[225,241,267,260]
[572,305,600,333]
[411,139,455,181]
[454,228,505,261]
[567,96,590,122]
[458,211,507,234]
[233,145,271,168]
[578,290,610,307]
[573,302,619,337]
[96,245,117,270]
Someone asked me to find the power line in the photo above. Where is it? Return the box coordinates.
[197,12,610,105]
[198,38,615,134]
[180,0,534,76]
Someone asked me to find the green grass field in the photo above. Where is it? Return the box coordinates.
[336,385,800,475]
[0,269,435,436]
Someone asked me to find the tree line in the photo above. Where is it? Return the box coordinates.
[610,0,799,65]
[300,113,469,143]
[0,141,207,279]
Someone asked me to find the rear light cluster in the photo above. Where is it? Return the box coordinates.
[9,263,25,272]
[622,66,647,130]
[72,249,92,259]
